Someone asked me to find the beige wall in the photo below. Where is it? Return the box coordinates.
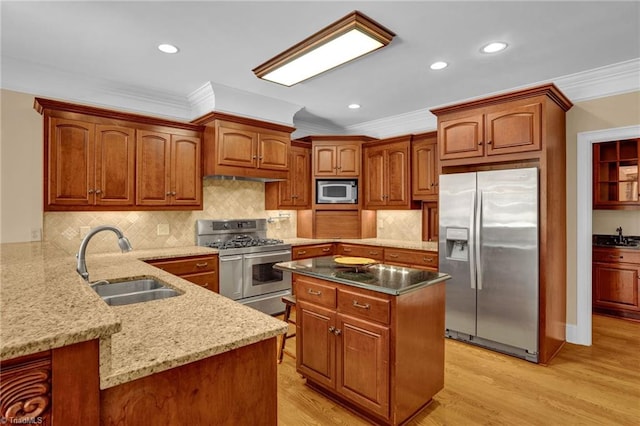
[565,90,640,324]
[0,89,43,243]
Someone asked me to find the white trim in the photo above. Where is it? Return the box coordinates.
[574,125,640,345]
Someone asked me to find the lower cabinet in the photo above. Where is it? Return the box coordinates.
[335,243,384,260]
[593,247,640,320]
[145,254,219,293]
[292,243,335,260]
[384,247,438,271]
[294,274,445,425]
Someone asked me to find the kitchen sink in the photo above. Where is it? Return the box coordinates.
[593,235,640,249]
[91,277,181,306]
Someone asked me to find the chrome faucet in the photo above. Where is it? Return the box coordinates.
[76,225,133,282]
[616,226,624,244]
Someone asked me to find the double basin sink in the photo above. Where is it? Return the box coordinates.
[91,277,181,306]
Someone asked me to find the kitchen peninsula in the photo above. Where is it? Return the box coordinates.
[275,256,450,425]
[0,242,287,425]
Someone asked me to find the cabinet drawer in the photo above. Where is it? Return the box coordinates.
[338,289,390,325]
[146,255,218,275]
[336,244,384,260]
[296,276,337,308]
[293,244,335,259]
[181,272,218,292]
[384,248,438,269]
[593,249,640,264]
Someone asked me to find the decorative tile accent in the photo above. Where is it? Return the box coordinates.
[376,210,422,242]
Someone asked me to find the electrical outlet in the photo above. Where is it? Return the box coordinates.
[157,224,170,236]
[80,226,90,237]
[30,228,42,241]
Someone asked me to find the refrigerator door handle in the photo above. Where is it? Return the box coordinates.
[469,191,477,290]
[475,190,483,291]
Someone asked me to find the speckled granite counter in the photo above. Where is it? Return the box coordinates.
[0,242,287,389]
[275,256,449,295]
[284,237,438,252]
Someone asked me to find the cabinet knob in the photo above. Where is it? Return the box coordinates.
[166,192,172,196]
[171,191,177,196]
[259,156,263,160]
[329,326,335,333]
[430,183,435,187]
[478,141,484,146]
[333,328,342,336]
[487,140,493,145]
[95,189,102,195]
[252,155,257,159]
[88,189,95,194]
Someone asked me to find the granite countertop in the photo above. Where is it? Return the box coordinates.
[275,256,449,295]
[592,234,640,249]
[0,242,287,389]
[284,237,439,252]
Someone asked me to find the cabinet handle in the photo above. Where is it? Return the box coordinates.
[322,247,331,252]
[608,255,624,259]
[352,300,371,310]
[334,328,342,336]
[423,257,434,262]
[389,254,399,258]
[307,289,322,296]
[369,251,379,255]
[297,250,307,255]
[201,283,209,287]
[329,326,335,333]
[196,262,208,268]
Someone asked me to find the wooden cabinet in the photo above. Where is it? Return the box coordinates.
[36,97,203,211]
[47,118,136,207]
[265,143,311,209]
[422,202,439,242]
[431,84,573,364]
[363,136,416,209]
[593,139,640,209]
[292,243,335,260]
[294,273,445,425]
[384,247,438,270]
[313,143,361,176]
[335,243,384,260]
[592,247,640,320]
[412,131,439,201]
[193,112,294,181]
[136,132,202,206]
[146,254,219,293]
[437,103,541,161]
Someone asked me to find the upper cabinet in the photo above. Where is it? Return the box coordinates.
[593,138,640,210]
[265,142,311,209]
[302,136,375,177]
[363,136,417,209]
[36,98,203,211]
[411,131,438,201]
[431,85,570,167]
[192,112,294,181]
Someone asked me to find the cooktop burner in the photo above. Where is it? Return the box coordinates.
[205,235,284,250]
[196,219,290,255]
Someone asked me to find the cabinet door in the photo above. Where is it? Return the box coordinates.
[314,145,337,176]
[593,139,639,209]
[593,262,640,311]
[336,314,390,419]
[336,144,361,176]
[386,143,410,206]
[258,133,289,170]
[171,135,201,205]
[217,125,257,168]
[291,146,311,206]
[297,302,336,390]
[412,137,438,200]
[363,146,386,208]
[438,114,484,160]
[486,103,541,155]
[48,118,95,206]
[94,125,135,206]
[136,130,171,205]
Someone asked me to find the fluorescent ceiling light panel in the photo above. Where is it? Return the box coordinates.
[253,11,395,86]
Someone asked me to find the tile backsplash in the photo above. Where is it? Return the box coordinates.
[44,179,424,255]
[44,179,298,255]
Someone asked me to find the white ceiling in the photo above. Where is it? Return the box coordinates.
[2,1,639,134]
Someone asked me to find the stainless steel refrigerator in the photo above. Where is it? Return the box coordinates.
[439,168,539,363]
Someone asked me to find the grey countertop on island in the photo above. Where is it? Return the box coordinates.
[275,256,450,295]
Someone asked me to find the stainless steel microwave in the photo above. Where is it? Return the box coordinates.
[316,179,358,204]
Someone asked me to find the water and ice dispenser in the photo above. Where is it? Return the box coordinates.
[444,227,469,261]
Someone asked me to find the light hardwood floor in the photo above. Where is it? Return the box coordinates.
[277,314,640,425]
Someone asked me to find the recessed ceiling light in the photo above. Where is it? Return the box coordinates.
[348,103,361,109]
[481,42,508,54]
[430,61,448,70]
[158,44,179,54]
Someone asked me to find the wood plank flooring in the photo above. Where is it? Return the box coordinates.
[277,314,640,425]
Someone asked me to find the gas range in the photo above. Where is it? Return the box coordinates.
[196,219,292,315]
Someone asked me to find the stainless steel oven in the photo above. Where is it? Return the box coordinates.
[196,219,291,315]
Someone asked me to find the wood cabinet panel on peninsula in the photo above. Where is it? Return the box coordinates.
[192,112,295,181]
[293,273,445,425]
[431,83,573,365]
[35,97,203,211]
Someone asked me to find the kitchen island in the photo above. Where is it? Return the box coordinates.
[0,242,287,425]
[275,256,450,426]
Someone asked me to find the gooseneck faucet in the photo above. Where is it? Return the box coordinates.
[76,225,133,282]
[616,226,624,244]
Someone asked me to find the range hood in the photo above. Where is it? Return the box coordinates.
[204,175,286,183]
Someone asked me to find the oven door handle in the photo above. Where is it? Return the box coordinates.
[243,250,292,259]
[219,255,243,262]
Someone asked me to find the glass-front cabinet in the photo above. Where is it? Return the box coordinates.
[593,138,640,209]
